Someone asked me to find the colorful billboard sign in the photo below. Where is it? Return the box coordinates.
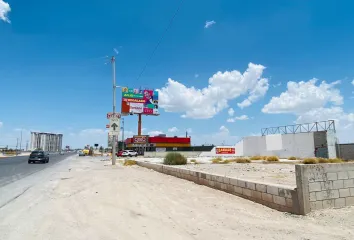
[133,135,149,144]
[121,87,159,116]
[215,147,236,154]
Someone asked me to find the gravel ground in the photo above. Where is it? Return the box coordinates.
[1,156,353,240]
[174,162,297,187]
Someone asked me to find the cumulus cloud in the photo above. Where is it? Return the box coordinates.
[237,78,269,109]
[262,78,354,142]
[227,115,249,122]
[262,79,342,114]
[0,0,11,23]
[228,108,235,117]
[193,126,239,145]
[158,63,268,119]
[273,82,282,88]
[168,127,179,133]
[204,20,216,29]
[148,130,164,136]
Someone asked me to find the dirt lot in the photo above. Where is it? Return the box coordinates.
[1,156,353,240]
[174,162,297,187]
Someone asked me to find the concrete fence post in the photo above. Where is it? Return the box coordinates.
[295,165,311,215]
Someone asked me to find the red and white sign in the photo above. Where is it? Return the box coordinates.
[133,135,149,144]
[216,147,236,154]
[107,112,121,119]
[129,103,144,114]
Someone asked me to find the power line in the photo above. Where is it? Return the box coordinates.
[135,0,185,82]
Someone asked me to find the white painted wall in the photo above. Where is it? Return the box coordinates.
[241,133,316,158]
[326,130,337,159]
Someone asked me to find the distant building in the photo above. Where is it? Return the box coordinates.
[30,132,63,152]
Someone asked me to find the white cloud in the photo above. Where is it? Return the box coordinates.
[204,20,216,29]
[273,82,282,88]
[219,125,229,133]
[113,48,119,55]
[193,126,239,145]
[352,79,354,86]
[228,108,235,117]
[0,0,11,23]
[237,78,269,109]
[168,127,179,133]
[262,79,343,114]
[227,115,249,122]
[0,122,3,128]
[194,74,199,78]
[158,63,268,119]
[262,78,354,142]
[186,128,192,133]
[148,130,164,136]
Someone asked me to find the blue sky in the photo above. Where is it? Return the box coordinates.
[1,0,354,148]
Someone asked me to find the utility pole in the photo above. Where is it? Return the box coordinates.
[26,141,29,151]
[16,138,19,155]
[111,56,117,165]
[122,118,125,151]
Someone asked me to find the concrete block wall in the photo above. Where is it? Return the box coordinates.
[136,161,299,214]
[338,144,354,160]
[143,151,202,158]
[296,163,354,214]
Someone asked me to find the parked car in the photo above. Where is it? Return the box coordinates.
[78,151,85,156]
[121,150,138,157]
[28,150,49,164]
[116,150,123,157]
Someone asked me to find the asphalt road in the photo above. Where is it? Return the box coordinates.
[0,153,75,188]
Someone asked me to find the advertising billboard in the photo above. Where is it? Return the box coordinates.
[215,147,236,154]
[121,87,159,116]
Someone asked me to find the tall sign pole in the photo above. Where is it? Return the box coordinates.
[122,118,125,151]
[111,56,117,165]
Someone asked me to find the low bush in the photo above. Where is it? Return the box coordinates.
[190,159,197,163]
[123,160,137,166]
[318,158,329,163]
[267,156,279,162]
[261,156,268,160]
[220,159,231,164]
[163,153,187,165]
[211,157,223,164]
[288,156,297,160]
[303,158,318,164]
[329,158,343,163]
[235,158,251,163]
[250,156,263,160]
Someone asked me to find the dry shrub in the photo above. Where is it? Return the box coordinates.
[211,157,223,164]
[163,153,187,165]
[250,156,263,160]
[123,160,137,166]
[267,156,279,162]
[288,156,297,160]
[303,158,318,164]
[261,156,268,160]
[318,158,329,163]
[190,159,199,164]
[235,158,251,163]
[329,158,343,163]
[220,159,231,164]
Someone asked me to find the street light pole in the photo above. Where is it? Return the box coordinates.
[111,56,117,165]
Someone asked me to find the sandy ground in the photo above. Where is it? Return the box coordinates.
[0,156,353,240]
[174,163,297,187]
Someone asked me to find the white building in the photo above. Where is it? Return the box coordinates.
[30,132,63,152]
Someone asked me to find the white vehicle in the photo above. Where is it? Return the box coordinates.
[121,150,138,157]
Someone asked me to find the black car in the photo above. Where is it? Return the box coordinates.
[28,151,50,164]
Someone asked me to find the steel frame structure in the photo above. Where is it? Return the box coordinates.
[261,120,336,136]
